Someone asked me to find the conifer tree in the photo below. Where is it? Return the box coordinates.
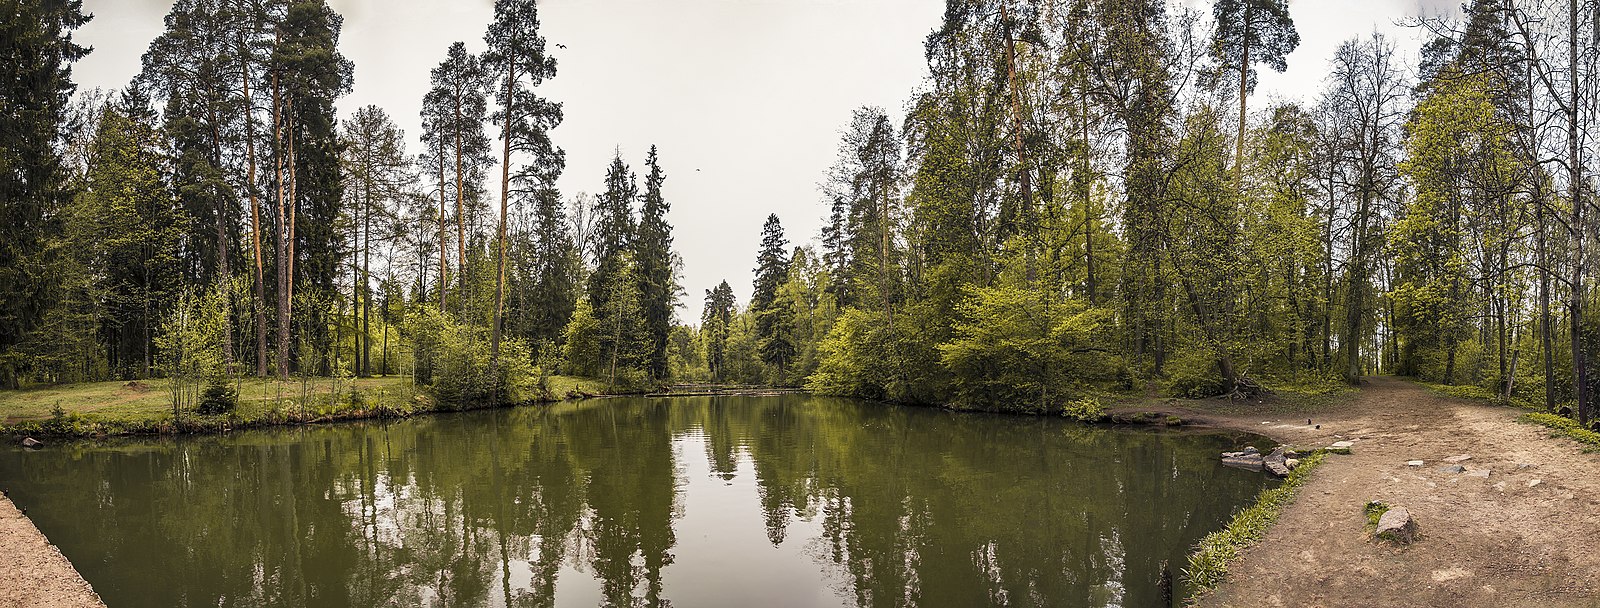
[483,0,565,368]
[635,145,677,380]
[1209,0,1299,174]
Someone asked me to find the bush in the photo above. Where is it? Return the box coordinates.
[403,305,538,407]
[196,382,237,415]
[1164,352,1231,399]
[1061,397,1106,422]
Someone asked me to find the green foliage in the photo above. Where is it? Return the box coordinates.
[562,299,602,378]
[402,304,536,407]
[939,283,1117,412]
[196,382,238,416]
[1061,398,1107,422]
[1520,412,1600,449]
[155,288,233,418]
[1363,500,1390,528]
[1185,451,1327,600]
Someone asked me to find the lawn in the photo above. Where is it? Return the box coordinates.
[1,374,612,436]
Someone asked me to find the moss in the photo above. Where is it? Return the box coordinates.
[1165,415,1184,426]
[1183,451,1328,604]
[1363,500,1389,528]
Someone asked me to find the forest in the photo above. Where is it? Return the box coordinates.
[2,0,1598,428]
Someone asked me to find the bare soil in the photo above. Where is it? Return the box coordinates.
[1120,376,1600,607]
[0,492,104,608]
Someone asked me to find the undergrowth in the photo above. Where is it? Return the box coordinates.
[1520,412,1600,451]
[1184,451,1328,603]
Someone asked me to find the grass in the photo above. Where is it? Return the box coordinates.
[1519,412,1600,451]
[1,374,610,437]
[1183,450,1329,603]
[1416,380,1543,411]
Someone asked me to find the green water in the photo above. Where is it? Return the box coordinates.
[0,395,1273,607]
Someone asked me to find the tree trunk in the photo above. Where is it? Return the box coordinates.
[1235,8,1251,178]
[1570,0,1588,427]
[273,67,291,380]
[243,40,268,378]
[492,62,516,379]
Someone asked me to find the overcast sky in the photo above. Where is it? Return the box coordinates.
[72,0,1456,320]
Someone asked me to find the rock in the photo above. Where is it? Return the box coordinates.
[1442,454,1472,463]
[1438,465,1466,474]
[1466,469,1491,478]
[1406,460,1425,467]
[1222,453,1264,471]
[20,437,43,449]
[1527,479,1542,488]
[1516,463,1535,470]
[1375,506,1418,544]
[1222,451,1244,458]
[1265,446,1291,477]
[1286,458,1301,469]
[1242,446,1260,455]
[1330,441,1355,448]
[1493,482,1507,491]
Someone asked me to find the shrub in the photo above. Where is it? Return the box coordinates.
[1061,397,1107,422]
[196,382,238,415]
[402,305,537,407]
[1164,352,1231,399]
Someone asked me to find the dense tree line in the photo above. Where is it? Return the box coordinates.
[0,0,683,399]
[691,0,1600,428]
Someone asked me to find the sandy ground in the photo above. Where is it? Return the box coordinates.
[1135,377,1600,608]
[0,490,104,608]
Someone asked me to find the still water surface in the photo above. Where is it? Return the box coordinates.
[0,395,1273,607]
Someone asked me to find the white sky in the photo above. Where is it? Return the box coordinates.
[73,0,1455,320]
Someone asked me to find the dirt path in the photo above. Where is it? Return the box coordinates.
[1143,377,1600,607]
[0,491,104,608]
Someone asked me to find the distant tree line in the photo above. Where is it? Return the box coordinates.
[693,0,1600,428]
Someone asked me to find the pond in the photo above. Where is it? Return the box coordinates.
[0,395,1274,607]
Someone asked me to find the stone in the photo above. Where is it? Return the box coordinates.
[1222,451,1244,458]
[1438,465,1466,474]
[1466,469,1491,478]
[1527,479,1542,488]
[1222,454,1265,470]
[1493,482,1507,491]
[1442,454,1472,463]
[1330,441,1355,448]
[1265,446,1291,477]
[1406,460,1425,467]
[1241,446,1260,455]
[20,437,43,449]
[1286,458,1301,469]
[1375,506,1418,544]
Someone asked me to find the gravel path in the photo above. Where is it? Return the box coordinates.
[1143,377,1600,607]
[0,490,104,608]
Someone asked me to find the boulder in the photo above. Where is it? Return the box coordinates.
[1442,454,1472,463]
[1437,465,1466,474]
[20,437,43,449]
[1375,506,1418,544]
[1264,446,1291,477]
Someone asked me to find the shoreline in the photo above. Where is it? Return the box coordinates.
[0,492,105,608]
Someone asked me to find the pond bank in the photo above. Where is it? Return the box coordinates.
[0,492,104,608]
[1117,376,1600,607]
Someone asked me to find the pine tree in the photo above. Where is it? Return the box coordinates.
[635,145,677,380]
[483,0,565,369]
[427,41,492,315]
[339,105,408,377]
[1209,0,1300,175]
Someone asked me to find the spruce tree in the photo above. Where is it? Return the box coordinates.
[0,0,90,387]
[751,215,794,381]
[635,145,677,380]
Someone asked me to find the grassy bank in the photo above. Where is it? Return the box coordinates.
[1,375,611,438]
[1183,451,1329,603]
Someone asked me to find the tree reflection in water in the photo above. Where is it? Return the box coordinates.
[0,395,1271,608]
